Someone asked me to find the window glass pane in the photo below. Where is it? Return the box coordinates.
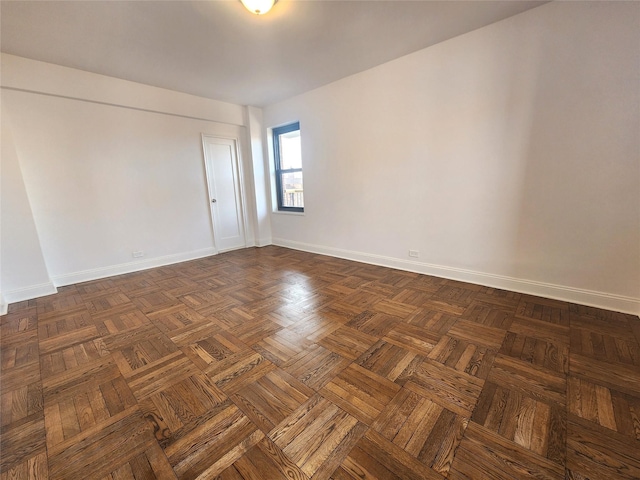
[280,171,304,208]
[279,130,302,170]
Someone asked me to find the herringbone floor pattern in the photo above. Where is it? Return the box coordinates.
[2,246,639,479]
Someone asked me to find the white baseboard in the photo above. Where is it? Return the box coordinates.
[272,238,640,316]
[5,241,637,316]
[1,281,58,310]
[52,247,217,287]
[0,292,7,316]
[256,238,273,247]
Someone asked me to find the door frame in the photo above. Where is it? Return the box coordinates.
[201,134,249,253]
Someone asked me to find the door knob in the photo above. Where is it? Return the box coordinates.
[211,199,217,203]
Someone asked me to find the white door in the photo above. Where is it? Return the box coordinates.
[202,135,246,252]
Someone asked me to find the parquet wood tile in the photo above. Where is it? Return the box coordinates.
[566,413,640,480]
[500,330,569,374]
[37,310,98,353]
[94,308,151,337]
[1,308,38,338]
[146,306,206,336]
[283,314,340,344]
[228,318,283,346]
[179,289,239,317]
[568,377,640,440]
[164,400,264,478]
[427,335,496,380]
[449,422,564,480]
[405,359,484,418]
[218,438,310,480]
[378,271,419,290]
[165,318,227,348]
[629,316,640,347]
[0,452,48,480]
[405,275,448,295]
[569,304,636,323]
[370,299,419,321]
[335,429,444,480]
[47,408,171,480]
[320,364,400,425]
[340,292,383,312]
[111,276,160,299]
[355,340,418,382]
[231,369,314,434]
[509,316,570,346]
[44,375,137,450]
[345,311,397,338]
[569,312,636,337]
[252,328,312,366]
[1,380,42,428]
[318,326,378,361]
[74,278,117,296]
[404,309,457,335]
[570,319,640,367]
[206,349,275,394]
[391,288,436,308]
[269,395,367,479]
[1,246,639,479]
[0,414,46,474]
[36,291,84,318]
[106,326,179,375]
[213,307,257,331]
[182,330,246,370]
[447,318,507,349]
[460,302,514,329]
[153,277,201,298]
[1,338,40,396]
[488,354,567,406]
[432,283,479,306]
[325,275,371,295]
[420,300,467,317]
[383,322,440,357]
[515,297,569,326]
[470,286,522,310]
[282,344,350,391]
[359,281,402,301]
[471,381,566,465]
[125,352,200,401]
[85,292,134,316]
[261,307,309,328]
[40,338,109,379]
[569,353,640,397]
[372,388,468,477]
[41,356,122,406]
[294,293,336,316]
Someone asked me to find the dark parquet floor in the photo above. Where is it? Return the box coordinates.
[1,246,639,479]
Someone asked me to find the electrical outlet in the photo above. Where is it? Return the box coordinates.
[132,251,144,258]
[409,250,419,258]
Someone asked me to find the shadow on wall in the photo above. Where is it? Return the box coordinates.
[507,4,640,298]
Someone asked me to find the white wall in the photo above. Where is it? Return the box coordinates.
[1,114,56,311]
[263,2,640,314]
[245,105,272,246]
[1,54,258,296]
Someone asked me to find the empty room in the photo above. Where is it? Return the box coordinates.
[1,1,639,479]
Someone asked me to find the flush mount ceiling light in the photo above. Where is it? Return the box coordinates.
[240,0,277,15]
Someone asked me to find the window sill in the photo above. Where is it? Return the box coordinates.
[272,210,305,216]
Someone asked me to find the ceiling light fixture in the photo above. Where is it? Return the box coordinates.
[240,0,277,15]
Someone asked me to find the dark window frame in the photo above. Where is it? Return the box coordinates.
[273,122,303,213]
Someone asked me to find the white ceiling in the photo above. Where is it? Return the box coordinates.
[1,0,546,107]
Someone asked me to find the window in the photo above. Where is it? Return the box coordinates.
[273,122,303,212]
